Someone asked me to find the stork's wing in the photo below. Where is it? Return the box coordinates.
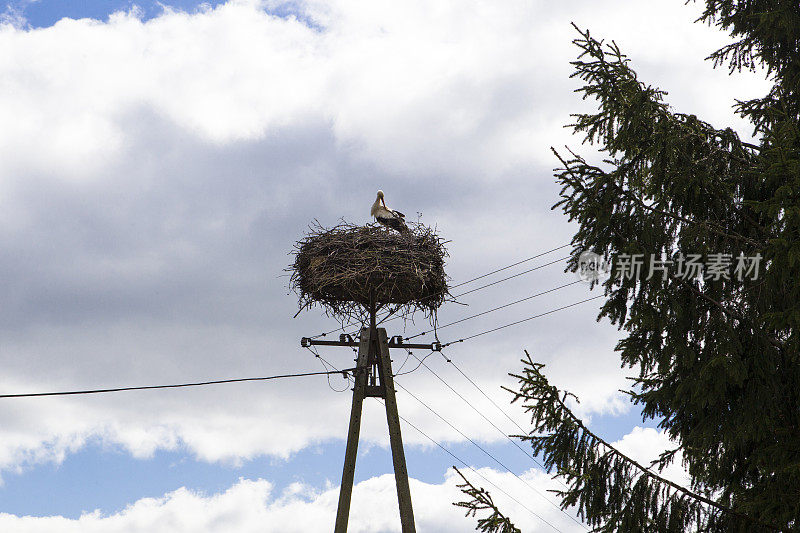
[377,215,409,233]
[391,210,405,219]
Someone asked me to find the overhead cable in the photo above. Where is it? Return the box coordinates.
[0,369,358,399]
[374,397,564,533]
[451,256,569,299]
[441,295,604,348]
[404,280,581,341]
[395,380,586,530]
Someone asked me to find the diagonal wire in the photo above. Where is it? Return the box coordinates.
[306,346,351,393]
[452,256,569,299]
[409,353,548,470]
[409,351,574,496]
[395,379,588,531]
[448,244,571,290]
[393,348,417,375]
[393,349,435,377]
[441,295,604,348]
[374,397,564,533]
[446,357,529,436]
[404,280,581,340]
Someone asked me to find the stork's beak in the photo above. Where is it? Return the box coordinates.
[381,198,387,207]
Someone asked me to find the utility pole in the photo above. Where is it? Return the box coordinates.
[301,296,440,533]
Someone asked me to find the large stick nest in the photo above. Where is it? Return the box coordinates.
[289,221,450,323]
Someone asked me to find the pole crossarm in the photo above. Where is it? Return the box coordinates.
[301,335,441,352]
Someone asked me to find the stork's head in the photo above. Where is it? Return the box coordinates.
[376,190,386,206]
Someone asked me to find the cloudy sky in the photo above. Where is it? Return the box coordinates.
[0,0,769,531]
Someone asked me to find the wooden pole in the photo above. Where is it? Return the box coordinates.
[376,327,417,532]
[333,332,370,533]
[333,288,416,531]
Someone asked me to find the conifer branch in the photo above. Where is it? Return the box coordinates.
[453,467,522,533]
[675,276,785,350]
[506,351,782,532]
[551,147,766,249]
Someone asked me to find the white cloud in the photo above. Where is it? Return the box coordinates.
[0,423,691,531]
[0,0,769,482]
[0,469,587,532]
[612,426,690,488]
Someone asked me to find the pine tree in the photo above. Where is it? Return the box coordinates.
[459,1,799,530]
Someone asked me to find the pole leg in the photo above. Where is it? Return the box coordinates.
[334,329,370,533]
[377,328,417,532]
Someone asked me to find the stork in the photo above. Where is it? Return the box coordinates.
[371,190,409,234]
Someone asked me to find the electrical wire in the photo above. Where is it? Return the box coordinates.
[0,368,359,399]
[393,348,415,375]
[446,356,530,437]
[409,353,545,467]
[406,350,574,497]
[441,295,605,348]
[373,397,564,533]
[452,256,569,299]
[306,346,352,393]
[448,244,571,290]
[393,349,435,377]
[394,380,585,530]
[404,280,581,340]
[309,243,571,339]
[311,317,370,341]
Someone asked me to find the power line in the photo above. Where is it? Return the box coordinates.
[441,295,605,348]
[394,380,586,530]
[452,256,569,299]
[393,349,436,377]
[404,280,581,341]
[393,348,416,375]
[374,397,564,533]
[0,369,358,399]
[309,243,571,339]
[398,355,587,529]
[407,353,546,469]
[408,351,575,495]
[445,357,530,441]
[311,318,367,341]
[306,346,352,393]
[449,244,570,290]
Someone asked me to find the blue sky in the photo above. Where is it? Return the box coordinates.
[11,1,226,28]
[0,403,656,519]
[7,0,317,29]
[0,0,767,531]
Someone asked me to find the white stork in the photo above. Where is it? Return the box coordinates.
[370,190,409,234]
